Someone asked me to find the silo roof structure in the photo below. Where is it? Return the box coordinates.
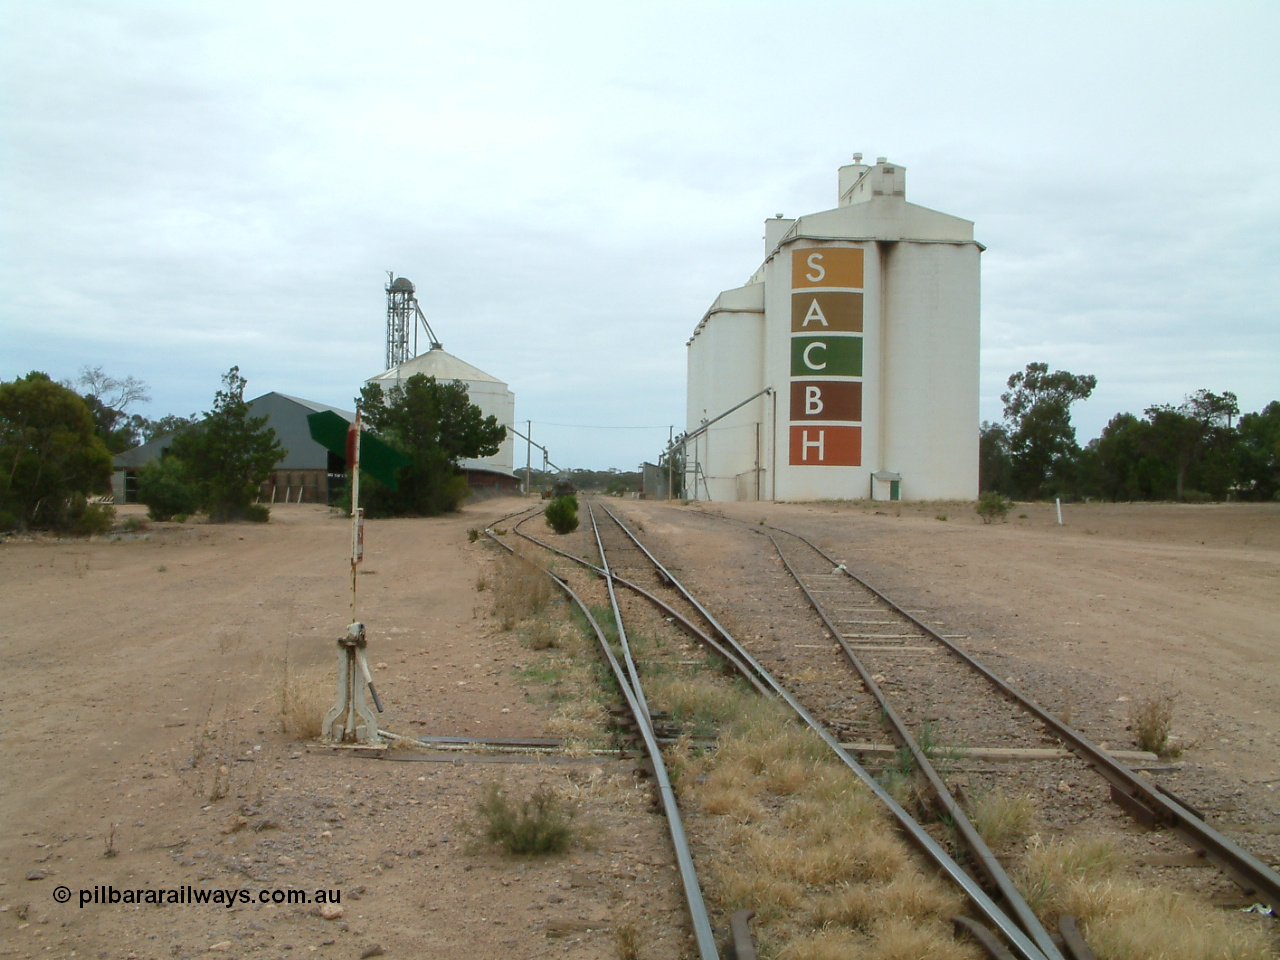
[368,346,504,387]
[368,345,515,479]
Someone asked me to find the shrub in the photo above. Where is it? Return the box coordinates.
[136,456,201,521]
[0,372,113,530]
[476,784,574,855]
[975,490,1012,524]
[69,498,115,536]
[1133,693,1178,757]
[544,494,579,534]
[243,503,270,523]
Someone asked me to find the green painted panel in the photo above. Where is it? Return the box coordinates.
[790,335,862,378]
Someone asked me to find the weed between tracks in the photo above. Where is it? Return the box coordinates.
[684,696,974,960]
[1015,838,1271,959]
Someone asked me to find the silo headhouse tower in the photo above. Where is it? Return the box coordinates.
[685,155,982,502]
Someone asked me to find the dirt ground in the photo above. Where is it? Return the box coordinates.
[2,496,1277,959]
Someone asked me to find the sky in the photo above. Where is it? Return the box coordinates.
[2,1,1278,471]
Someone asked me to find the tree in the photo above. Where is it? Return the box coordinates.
[1085,412,1166,501]
[356,374,505,517]
[64,366,151,454]
[1000,362,1096,499]
[1237,401,1280,501]
[168,367,284,522]
[1143,390,1240,500]
[137,413,199,444]
[0,372,114,530]
[978,421,1013,495]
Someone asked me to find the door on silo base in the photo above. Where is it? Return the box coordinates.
[870,471,902,502]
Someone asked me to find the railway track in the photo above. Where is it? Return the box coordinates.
[719,512,1280,913]
[489,499,1279,959]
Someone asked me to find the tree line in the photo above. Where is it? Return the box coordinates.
[1,365,503,532]
[982,363,1280,502]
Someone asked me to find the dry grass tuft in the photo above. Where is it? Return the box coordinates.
[646,673,743,731]
[279,669,330,740]
[1016,837,1270,960]
[526,618,560,650]
[966,787,1037,852]
[868,918,979,960]
[682,693,973,960]
[614,922,641,960]
[810,874,963,930]
[490,553,553,630]
[1132,691,1178,757]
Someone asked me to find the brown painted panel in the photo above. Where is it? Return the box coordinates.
[788,425,861,466]
[791,246,863,289]
[789,381,862,421]
[791,291,863,332]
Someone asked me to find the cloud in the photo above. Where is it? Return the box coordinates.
[2,1,1278,470]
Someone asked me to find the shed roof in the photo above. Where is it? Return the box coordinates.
[113,392,355,472]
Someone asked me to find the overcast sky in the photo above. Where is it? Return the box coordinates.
[3,1,1277,470]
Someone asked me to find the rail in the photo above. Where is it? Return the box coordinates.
[483,524,722,960]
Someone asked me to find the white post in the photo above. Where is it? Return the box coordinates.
[350,409,362,623]
[1055,498,1063,526]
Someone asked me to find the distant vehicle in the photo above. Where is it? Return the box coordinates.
[542,478,576,499]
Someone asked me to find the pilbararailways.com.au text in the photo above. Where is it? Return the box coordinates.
[68,885,341,909]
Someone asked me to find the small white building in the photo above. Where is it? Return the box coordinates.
[367,345,517,488]
[685,156,982,502]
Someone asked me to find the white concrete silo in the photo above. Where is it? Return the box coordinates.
[686,156,982,502]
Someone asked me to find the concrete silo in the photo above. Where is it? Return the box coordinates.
[685,156,982,502]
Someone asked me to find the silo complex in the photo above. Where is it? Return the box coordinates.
[367,346,517,483]
[685,157,982,502]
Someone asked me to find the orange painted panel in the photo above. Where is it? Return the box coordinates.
[791,247,863,289]
[788,425,861,466]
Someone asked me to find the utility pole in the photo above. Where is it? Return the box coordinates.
[525,419,532,497]
[667,426,673,500]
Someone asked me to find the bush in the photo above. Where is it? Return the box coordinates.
[137,456,201,521]
[975,490,1012,524]
[544,494,579,534]
[0,372,113,530]
[243,503,270,523]
[69,499,115,536]
[476,784,574,855]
